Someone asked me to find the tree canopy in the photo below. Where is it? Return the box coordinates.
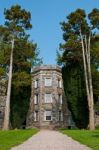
[58,8,99,128]
[0,5,42,128]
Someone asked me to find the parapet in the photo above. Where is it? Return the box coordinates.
[31,65,61,73]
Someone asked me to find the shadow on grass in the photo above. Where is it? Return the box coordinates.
[92,134,99,138]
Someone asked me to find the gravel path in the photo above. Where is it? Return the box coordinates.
[11,130,91,150]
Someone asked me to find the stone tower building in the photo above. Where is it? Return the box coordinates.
[26,65,70,129]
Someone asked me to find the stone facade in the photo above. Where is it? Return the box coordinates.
[0,83,6,129]
[26,65,71,129]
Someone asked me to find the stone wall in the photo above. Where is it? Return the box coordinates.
[0,84,6,129]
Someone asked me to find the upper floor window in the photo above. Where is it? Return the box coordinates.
[34,94,39,104]
[45,78,52,86]
[45,93,52,103]
[34,79,39,88]
[58,79,62,88]
[58,94,62,104]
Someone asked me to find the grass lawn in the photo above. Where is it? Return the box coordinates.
[59,128,99,150]
[0,128,38,150]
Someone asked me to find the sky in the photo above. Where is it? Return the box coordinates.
[0,0,99,65]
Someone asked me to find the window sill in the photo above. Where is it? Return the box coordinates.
[44,120,52,122]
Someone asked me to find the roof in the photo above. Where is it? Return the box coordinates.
[31,65,61,73]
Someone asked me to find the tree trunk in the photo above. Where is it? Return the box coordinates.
[87,35,95,130]
[80,30,95,130]
[80,30,90,106]
[3,39,14,130]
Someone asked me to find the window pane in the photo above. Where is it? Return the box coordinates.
[58,94,62,104]
[34,111,38,121]
[45,94,52,103]
[34,94,38,104]
[45,78,52,86]
[58,79,62,88]
[59,80,62,88]
[46,111,51,116]
[46,116,51,120]
[45,111,51,121]
[34,80,39,88]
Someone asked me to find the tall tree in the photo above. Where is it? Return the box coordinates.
[1,5,34,130]
[58,9,99,130]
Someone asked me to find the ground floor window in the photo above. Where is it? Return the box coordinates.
[34,94,39,104]
[44,110,52,121]
[58,94,62,104]
[34,111,38,121]
[59,111,63,121]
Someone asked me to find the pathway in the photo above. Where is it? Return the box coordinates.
[11,130,91,150]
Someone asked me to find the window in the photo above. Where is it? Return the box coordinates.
[0,111,2,118]
[44,111,52,121]
[45,94,52,103]
[34,94,39,104]
[59,111,63,121]
[58,79,62,88]
[45,78,52,86]
[58,94,62,104]
[34,111,38,121]
[34,79,39,88]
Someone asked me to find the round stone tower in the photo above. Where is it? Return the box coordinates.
[26,65,70,129]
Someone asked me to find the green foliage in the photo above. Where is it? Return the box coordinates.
[56,50,63,66]
[0,41,11,66]
[0,5,42,128]
[88,8,99,29]
[60,129,99,150]
[91,36,99,102]
[31,48,43,66]
[58,8,99,128]
[13,38,37,72]
[0,68,5,76]
[92,68,99,97]
[12,72,31,87]
[62,65,89,128]
[11,85,31,128]
[4,5,32,36]
[0,129,38,150]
